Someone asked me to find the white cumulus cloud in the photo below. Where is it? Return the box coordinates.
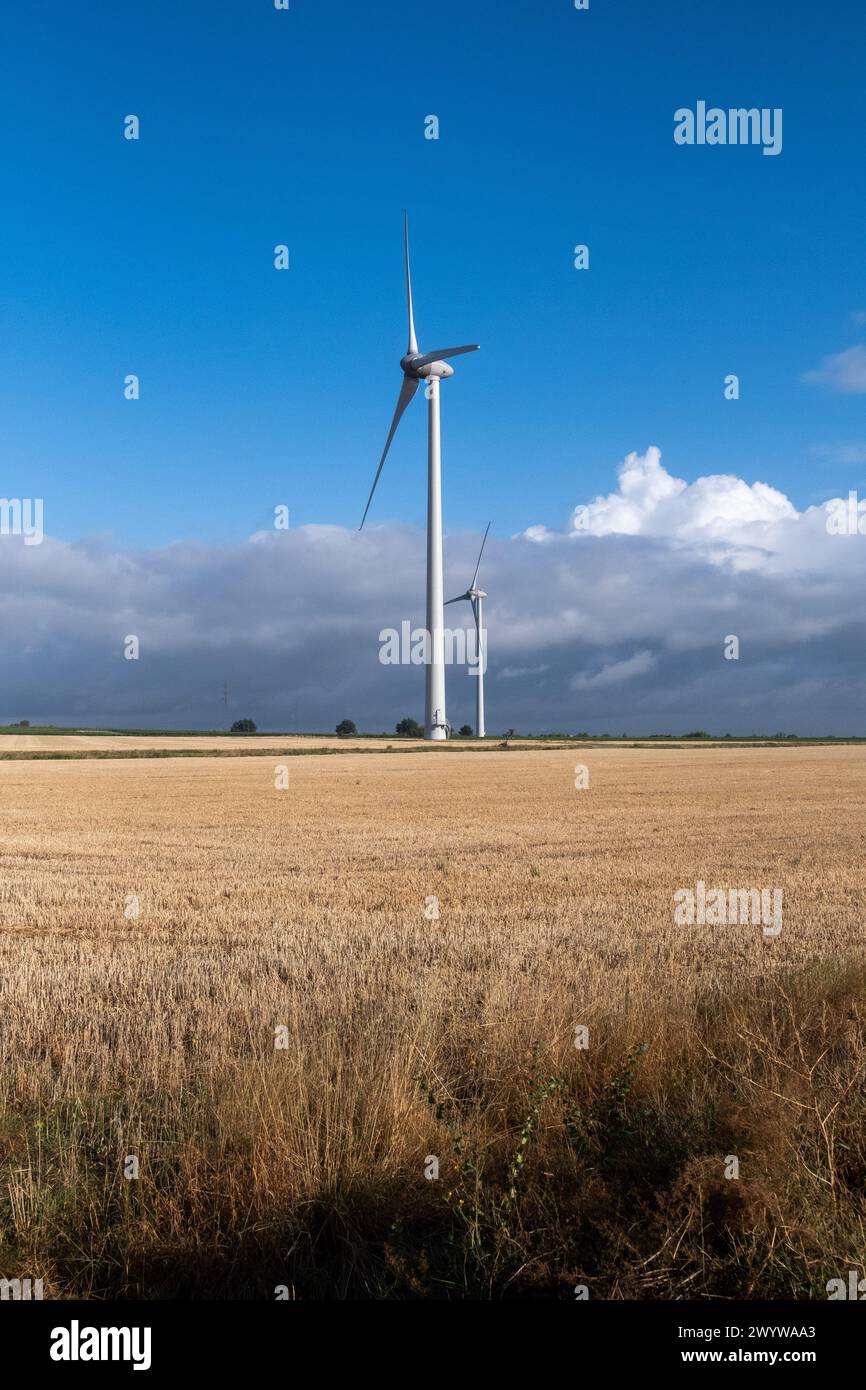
[560,447,797,544]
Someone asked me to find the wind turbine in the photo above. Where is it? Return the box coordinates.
[360,213,479,740]
[445,522,490,738]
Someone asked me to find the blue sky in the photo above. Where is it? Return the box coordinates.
[2,0,866,734]
[2,0,864,549]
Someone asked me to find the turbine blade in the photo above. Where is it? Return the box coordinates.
[470,521,491,591]
[404,211,418,356]
[359,375,420,529]
[443,594,468,605]
[412,344,480,370]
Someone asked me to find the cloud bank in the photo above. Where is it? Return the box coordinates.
[2,447,865,735]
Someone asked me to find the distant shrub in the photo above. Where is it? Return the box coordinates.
[230,719,257,734]
[336,720,357,737]
[395,718,423,738]
[458,725,473,737]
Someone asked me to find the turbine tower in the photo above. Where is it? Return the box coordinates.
[360,214,479,740]
[445,522,490,738]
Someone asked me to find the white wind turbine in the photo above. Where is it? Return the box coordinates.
[445,522,490,738]
[360,213,479,740]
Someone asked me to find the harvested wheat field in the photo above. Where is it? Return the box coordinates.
[1,745,865,1299]
[0,731,431,755]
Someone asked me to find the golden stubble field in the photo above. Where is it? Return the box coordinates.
[1,745,865,1298]
[0,732,431,753]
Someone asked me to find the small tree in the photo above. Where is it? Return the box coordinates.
[230,718,257,734]
[395,717,424,737]
[336,719,357,737]
[458,725,473,737]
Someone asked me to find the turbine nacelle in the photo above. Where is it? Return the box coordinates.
[401,355,454,380]
[446,586,486,605]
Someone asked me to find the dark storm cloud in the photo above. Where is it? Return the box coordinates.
[2,450,865,735]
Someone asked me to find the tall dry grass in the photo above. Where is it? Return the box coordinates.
[0,747,864,1297]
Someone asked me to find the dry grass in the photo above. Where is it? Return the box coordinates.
[1,745,864,1299]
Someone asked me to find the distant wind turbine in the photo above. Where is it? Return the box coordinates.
[445,522,490,738]
[360,213,479,740]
